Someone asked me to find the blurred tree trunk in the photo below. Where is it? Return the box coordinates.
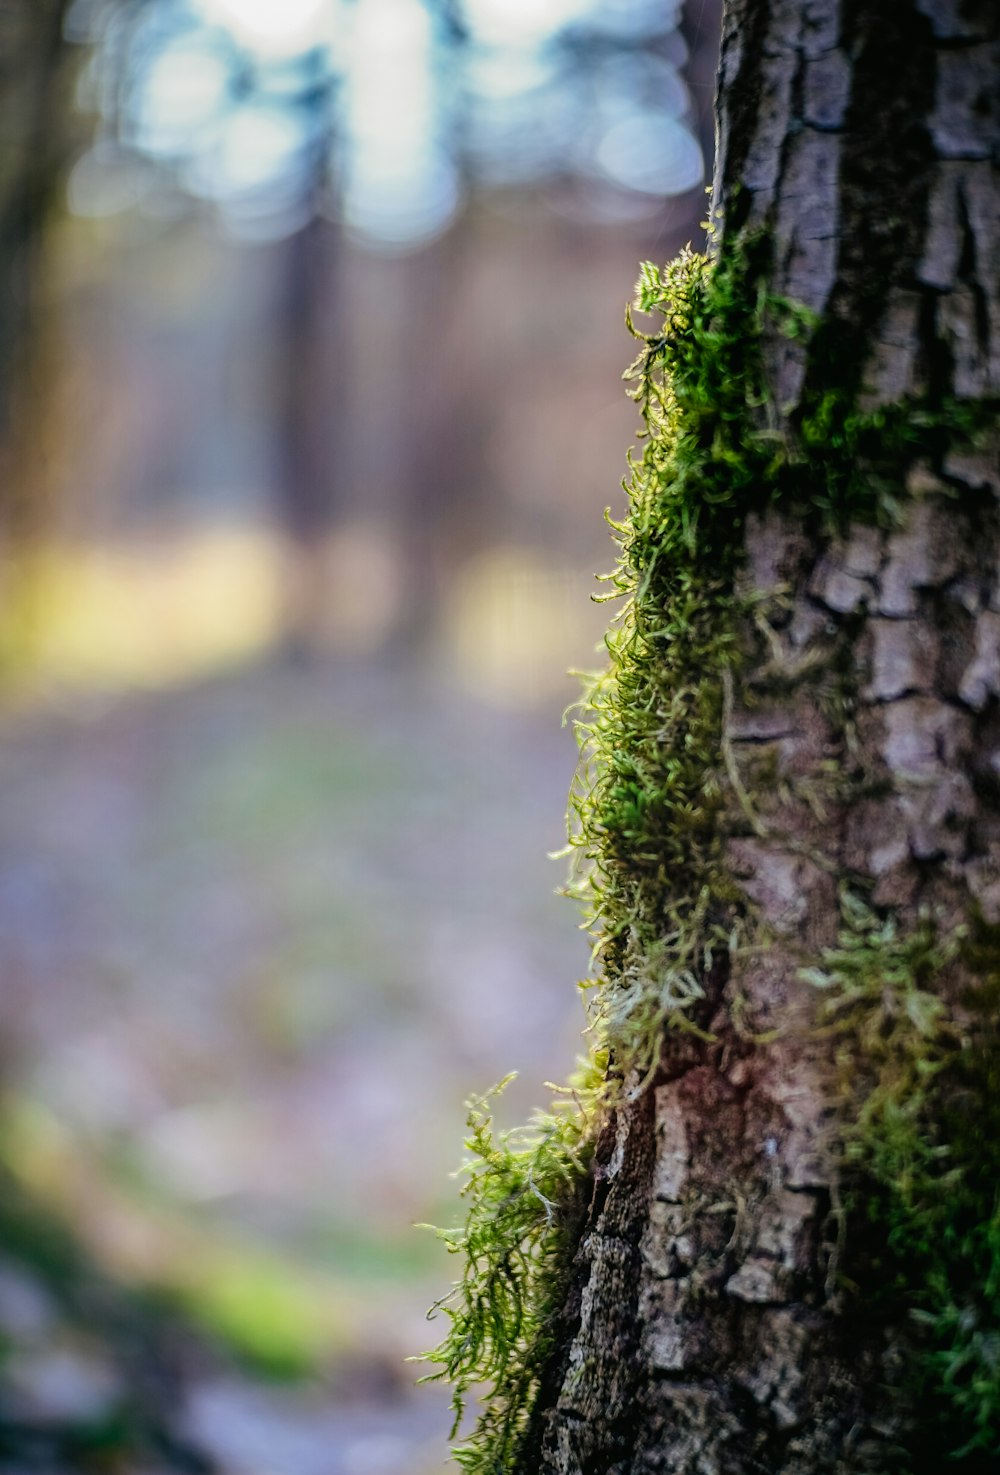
[391,227,493,657]
[0,0,73,538]
[519,2,1000,1471]
[275,211,347,654]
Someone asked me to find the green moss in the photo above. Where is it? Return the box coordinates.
[419,1071,598,1471]
[804,899,1000,1468]
[567,245,762,1075]
[427,234,998,1470]
[422,245,772,1471]
[564,236,963,1073]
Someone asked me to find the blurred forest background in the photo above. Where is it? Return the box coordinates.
[0,2,720,1471]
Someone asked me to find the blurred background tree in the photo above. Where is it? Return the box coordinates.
[0,0,74,543]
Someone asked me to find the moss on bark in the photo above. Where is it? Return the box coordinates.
[424,235,1000,1472]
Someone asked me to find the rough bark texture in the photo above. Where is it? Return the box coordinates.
[521,2,1000,1471]
[715,0,1000,414]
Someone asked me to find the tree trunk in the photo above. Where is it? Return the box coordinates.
[0,0,73,536]
[510,3,1000,1472]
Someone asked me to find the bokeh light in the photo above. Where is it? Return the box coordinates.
[66,0,705,247]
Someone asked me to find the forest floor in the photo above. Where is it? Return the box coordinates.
[0,654,589,1475]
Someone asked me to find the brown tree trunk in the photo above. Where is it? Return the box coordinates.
[0,0,73,537]
[519,3,1000,1471]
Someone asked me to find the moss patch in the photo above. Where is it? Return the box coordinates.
[419,1072,597,1471]
[568,238,992,1076]
[805,899,1000,1469]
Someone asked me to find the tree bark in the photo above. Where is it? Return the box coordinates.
[519,3,1000,1471]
